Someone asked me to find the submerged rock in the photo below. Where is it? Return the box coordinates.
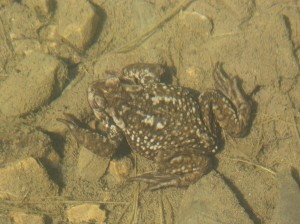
[177,171,253,224]
[272,169,300,224]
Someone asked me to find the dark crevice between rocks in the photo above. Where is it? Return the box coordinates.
[291,167,300,188]
[112,139,132,160]
[282,15,300,67]
[86,1,107,54]
[44,215,53,224]
[39,157,64,195]
[215,171,262,224]
[39,130,66,193]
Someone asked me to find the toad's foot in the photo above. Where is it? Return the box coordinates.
[57,113,123,157]
[199,63,251,138]
[214,63,251,136]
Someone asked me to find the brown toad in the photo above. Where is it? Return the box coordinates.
[59,63,251,190]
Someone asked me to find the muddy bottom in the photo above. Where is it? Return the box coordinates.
[0,0,300,223]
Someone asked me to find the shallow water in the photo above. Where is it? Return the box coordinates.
[0,0,299,223]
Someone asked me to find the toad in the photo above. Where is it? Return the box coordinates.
[58,63,251,190]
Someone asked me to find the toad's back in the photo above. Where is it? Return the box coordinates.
[113,82,218,160]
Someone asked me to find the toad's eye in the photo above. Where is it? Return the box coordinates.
[94,95,106,108]
[105,77,120,88]
[88,87,95,93]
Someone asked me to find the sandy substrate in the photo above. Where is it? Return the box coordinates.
[0,0,300,223]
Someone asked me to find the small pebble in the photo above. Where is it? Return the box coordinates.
[109,157,133,182]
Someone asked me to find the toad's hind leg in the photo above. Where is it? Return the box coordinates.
[130,150,212,190]
[121,63,167,85]
[199,63,251,138]
[58,113,123,158]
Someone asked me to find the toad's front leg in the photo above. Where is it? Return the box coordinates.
[58,113,123,158]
